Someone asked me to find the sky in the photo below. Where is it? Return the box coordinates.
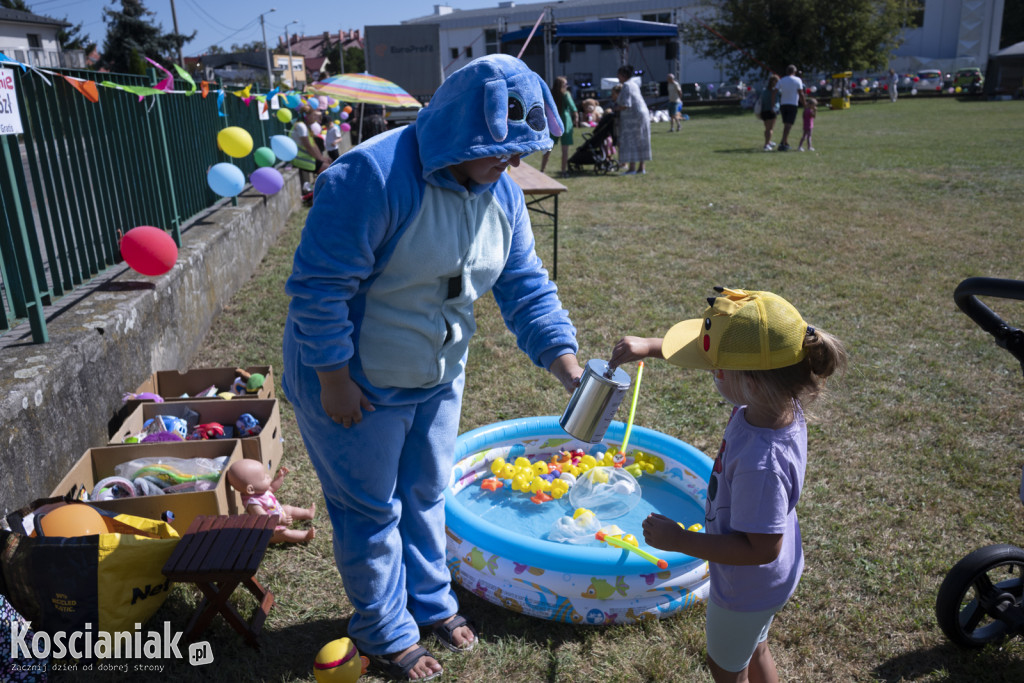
[32,0,502,57]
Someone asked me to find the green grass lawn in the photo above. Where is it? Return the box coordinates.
[71,96,1024,682]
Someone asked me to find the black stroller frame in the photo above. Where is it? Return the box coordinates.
[935,277,1024,648]
[567,112,620,175]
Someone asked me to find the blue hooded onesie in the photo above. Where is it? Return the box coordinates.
[282,54,578,656]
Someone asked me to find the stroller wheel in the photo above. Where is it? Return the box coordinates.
[936,543,1024,648]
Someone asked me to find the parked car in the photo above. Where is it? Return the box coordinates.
[953,67,984,94]
[915,69,945,92]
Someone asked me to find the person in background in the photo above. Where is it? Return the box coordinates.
[888,68,899,103]
[282,54,584,682]
[292,104,330,192]
[324,118,343,161]
[614,64,651,175]
[776,65,805,152]
[609,287,847,683]
[759,75,780,151]
[797,97,817,152]
[540,75,578,177]
[667,73,685,132]
[604,84,622,161]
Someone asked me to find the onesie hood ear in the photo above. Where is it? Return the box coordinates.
[416,54,559,182]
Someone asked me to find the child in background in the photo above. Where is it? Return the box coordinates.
[323,118,343,161]
[609,287,846,683]
[798,97,817,152]
[540,75,579,177]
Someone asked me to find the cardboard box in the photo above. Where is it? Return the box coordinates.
[133,366,275,401]
[110,399,282,470]
[49,440,244,536]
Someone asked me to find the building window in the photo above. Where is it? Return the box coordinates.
[465,46,473,58]
[27,34,42,48]
[642,13,671,24]
[451,47,459,59]
[485,28,499,54]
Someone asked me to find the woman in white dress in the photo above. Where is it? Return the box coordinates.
[614,64,651,175]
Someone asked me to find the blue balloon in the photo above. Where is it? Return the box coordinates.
[270,134,298,162]
[250,167,284,195]
[207,162,245,197]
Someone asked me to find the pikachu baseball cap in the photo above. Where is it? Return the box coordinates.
[663,288,809,371]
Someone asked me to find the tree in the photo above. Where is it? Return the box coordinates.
[344,46,365,74]
[56,20,94,53]
[100,0,195,74]
[229,41,266,54]
[680,0,910,80]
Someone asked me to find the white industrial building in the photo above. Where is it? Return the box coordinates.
[402,0,1006,93]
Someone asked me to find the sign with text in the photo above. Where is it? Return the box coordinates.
[365,24,442,102]
[0,67,23,135]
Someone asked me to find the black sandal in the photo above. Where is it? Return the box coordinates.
[431,614,478,652]
[365,645,442,681]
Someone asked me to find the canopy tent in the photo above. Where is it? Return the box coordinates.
[500,18,678,44]
[987,40,1024,96]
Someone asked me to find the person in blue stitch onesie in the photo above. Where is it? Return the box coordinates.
[282,54,584,681]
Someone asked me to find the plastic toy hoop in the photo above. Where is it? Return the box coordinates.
[445,416,713,625]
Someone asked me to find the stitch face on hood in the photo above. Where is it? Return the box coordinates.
[416,54,563,182]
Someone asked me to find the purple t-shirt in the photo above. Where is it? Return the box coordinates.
[706,404,807,611]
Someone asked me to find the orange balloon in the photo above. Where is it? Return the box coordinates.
[343,105,353,114]
[39,504,108,537]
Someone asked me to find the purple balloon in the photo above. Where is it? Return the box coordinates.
[250,167,284,195]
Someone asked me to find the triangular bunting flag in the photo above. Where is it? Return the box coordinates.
[62,75,99,103]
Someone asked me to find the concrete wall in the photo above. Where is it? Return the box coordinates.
[0,170,302,516]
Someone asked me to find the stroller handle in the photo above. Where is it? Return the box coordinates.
[954,277,1024,375]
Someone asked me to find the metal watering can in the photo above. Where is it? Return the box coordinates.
[559,359,631,443]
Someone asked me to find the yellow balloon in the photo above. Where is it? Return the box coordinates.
[217,126,254,158]
[314,638,363,683]
[277,108,293,123]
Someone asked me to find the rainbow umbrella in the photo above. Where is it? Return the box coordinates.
[307,73,422,108]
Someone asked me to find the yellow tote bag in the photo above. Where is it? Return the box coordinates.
[1,503,180,636]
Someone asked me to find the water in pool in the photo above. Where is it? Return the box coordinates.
[456,474,705,557]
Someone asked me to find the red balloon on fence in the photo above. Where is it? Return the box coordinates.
[120,226,178,276]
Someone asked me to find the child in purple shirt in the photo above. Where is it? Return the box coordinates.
[610,287,846,683]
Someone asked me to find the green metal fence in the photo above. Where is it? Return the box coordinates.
[0,66,288,343]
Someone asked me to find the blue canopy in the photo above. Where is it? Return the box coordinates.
[501,18,678,44]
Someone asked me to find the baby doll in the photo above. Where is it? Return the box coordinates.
[226,459,316,543]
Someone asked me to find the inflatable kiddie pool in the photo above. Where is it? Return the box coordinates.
[444,416,713,625]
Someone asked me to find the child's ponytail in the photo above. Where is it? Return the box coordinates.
[738,325,847,413]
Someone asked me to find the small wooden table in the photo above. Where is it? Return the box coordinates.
[162,514,276,648]
[507,163,568,279]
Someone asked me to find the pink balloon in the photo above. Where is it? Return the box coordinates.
[340,122,351,131]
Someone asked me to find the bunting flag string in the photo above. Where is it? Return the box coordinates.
[0,50,303,109]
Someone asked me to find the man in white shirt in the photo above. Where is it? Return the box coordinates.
[776,65,805,151]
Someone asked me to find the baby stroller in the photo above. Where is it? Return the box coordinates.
[936,277,1024,648]
[568,112,620,175]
